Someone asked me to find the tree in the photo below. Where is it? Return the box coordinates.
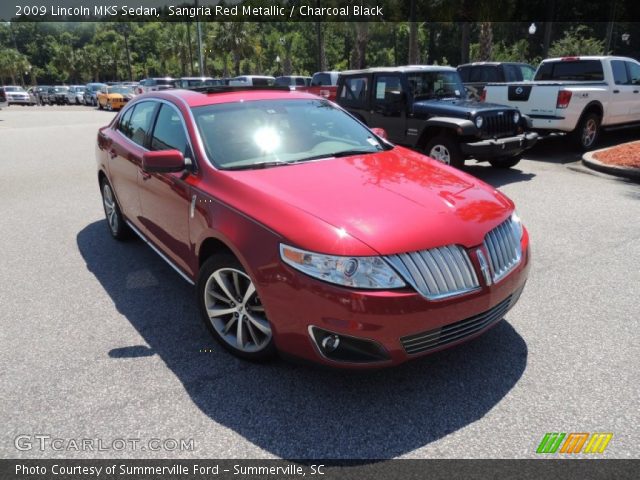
[548,26,606,57]
[478,22,493,61]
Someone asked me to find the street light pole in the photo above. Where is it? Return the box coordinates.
[195,0,204,76]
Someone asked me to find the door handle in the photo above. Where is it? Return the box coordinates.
[108,149,117,159]
[634,90,639,94]
[613,89,620,94]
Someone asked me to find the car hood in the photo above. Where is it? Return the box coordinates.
[223,146,513,255]
[413,98,515,118]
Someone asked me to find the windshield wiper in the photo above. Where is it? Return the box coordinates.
[294,148,381,163]
[223,160,294,171]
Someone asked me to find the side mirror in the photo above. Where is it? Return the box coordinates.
[142,150,185,173]
[370,127,388,140]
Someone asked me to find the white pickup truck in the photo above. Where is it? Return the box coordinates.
[483,56,640,150]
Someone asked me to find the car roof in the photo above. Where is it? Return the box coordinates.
[458,62,532,67]
[341,65,457,75]
[138,88,321,108]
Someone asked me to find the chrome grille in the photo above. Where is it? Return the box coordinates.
[484,217,522,282]
[483,112,515,138]
[386,245,480,300]
[400,294,513,355]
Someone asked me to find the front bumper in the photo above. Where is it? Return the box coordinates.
[7,96,31,104]
[259,230,531,369]
[461,132,538,159]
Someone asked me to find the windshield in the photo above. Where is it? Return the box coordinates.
[108,86,134,95]
[192,99,386,170]
[5,86,25,92]
[407,71,464,99]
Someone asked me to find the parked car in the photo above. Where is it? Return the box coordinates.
[97,85,135,110]
[1,86,34,105]
[457,62,536,100]
[175,77,225,89]
[228,75,275,86]
[84,83,107,106]
[483,55,640,150]
[95,87,530,368]
[0,87,6,109]
[274,76,312,87]
[295,71,340,100]
[32,85,52,105]
[135,77,176,94]
[66,85,87,105]
[45,86,70,105]
[336,66,538,169]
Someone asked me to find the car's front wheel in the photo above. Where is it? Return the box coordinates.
[197,254,276,362]
[100,179,130,240]
[424,135,464,169]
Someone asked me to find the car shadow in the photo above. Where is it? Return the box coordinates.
[77,220,528,459]
[463,163,536,188]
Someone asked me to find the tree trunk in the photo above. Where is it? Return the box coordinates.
[316,22,327,71]
[478,22,493,61]
[351,23,369,69]
[427,23,437,64]
[460,22,470,64]
[408,0,419,64]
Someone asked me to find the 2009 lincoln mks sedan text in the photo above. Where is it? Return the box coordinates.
[96,87,530,368]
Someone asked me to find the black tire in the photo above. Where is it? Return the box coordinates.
[424,134,465,169]
[100,178,131,240]
[489,155,522,169]
[572,112,601,151]
[197,254,276,362]
[98,101,103,110]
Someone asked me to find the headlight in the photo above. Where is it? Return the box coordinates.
[280,244,405,289]
[511,211,523,239]
[513,111,520,124]
[475,115,483,128]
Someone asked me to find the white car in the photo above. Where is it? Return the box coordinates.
[66,85,86,105]
[228,75,275,86]
[135,77,175,94]
[2,86,34,106]
[483,56,640,150]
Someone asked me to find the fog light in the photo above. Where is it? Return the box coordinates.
[321,334,340,352]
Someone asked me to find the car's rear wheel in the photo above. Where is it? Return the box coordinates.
[573,112,601,151]
[489,155,522,169]
[424,135,464,168]
[100,179,130,240]
[197,254,276,362]
[98,101,103,110]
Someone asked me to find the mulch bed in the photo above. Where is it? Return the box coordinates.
[593,141,640,169]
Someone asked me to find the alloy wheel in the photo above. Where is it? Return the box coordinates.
[203,268,271,353]
[102,183,119,234]
[582,118,597,147]
[429,144,451,164]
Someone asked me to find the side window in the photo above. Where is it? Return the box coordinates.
[118,107,134,138]
[126,102,157,147]
[625,62,640,85]
[374,75,403,103]
[611,60,629,85]
[295,77,306,86]
[340,76,369,104]
[150,104,189,155]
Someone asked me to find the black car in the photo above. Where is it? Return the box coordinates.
[46,86,70,105]
[457,62,536,100]
[336,66,538,168]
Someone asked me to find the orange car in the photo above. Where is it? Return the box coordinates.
[97,86,135,111]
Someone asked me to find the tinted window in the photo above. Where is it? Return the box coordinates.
[274,77,291,86]
[252,78,274,86]
[192,99,384,169]
[118,107,134,138]
[340,76,369,103]
[312,73,333,86]
[407,71,464,99]
[611,60,629,85]
[519,65,535,81]
[295,77,307,86]
[534,60,604,81]
[151,104,189,155]
[469,66,501,83]
[126,102,157,146]
[457,66,470,82]
[374,75,403,102]
[626,61,640,85]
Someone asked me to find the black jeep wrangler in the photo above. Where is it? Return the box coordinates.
[335,66,538,168]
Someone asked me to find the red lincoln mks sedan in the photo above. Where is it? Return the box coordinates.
[96,86,530,368]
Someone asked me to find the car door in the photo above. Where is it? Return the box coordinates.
[338,75,371,124]
[371,74,407,141]
[625,60,640,121]
[609,60,634,124]
[108,101,158,227]
[138,102,194,276]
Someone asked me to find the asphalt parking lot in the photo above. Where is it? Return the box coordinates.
[1,105,638,460]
